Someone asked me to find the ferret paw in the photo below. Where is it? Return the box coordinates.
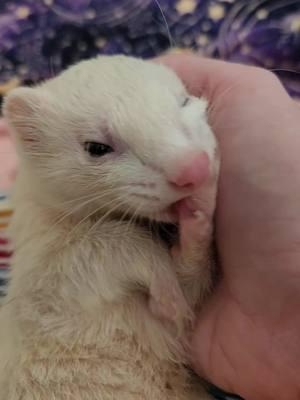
[172,202,213,265]
[148,278,193,336]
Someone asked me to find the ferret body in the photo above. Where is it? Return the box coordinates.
[0,56,219,399]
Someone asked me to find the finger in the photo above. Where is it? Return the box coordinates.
[0,118,9,136]
[154,53,254,101]
[154,53,290,104]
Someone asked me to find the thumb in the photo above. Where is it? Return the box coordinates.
[154,53,257,102]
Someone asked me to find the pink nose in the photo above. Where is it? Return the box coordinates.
[169,152,210,188]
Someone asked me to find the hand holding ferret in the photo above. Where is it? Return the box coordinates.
[161,53,300,400]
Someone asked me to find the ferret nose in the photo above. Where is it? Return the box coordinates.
[169,152,210,189]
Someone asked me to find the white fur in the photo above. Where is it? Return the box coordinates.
[0,55,218,399]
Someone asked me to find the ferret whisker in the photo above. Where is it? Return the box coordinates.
[10,193,109,254]
[207,82,242,121]
[58,187,124,211]
[57,189,117,208]
[50,195,108,232]
[147,218,155,242]
[11,188,132,254]
[109,205,133,237]
[269,68,300,75]
[133,204,144,226]
[77,191,131,231]
[150,218,158,239]
[57,194,102,208]
[64,194,129,243]
[117,204,136,228]
[81,197,131,242]
[153,0,175,49]
[48,56,56,78]
[123,202,142,233]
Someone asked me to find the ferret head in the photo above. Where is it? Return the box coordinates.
[3,56,217,222]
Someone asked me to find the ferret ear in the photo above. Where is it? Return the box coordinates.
[3,87,43,148]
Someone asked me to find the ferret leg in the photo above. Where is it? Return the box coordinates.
[110,240,193,335]
[172,178,217,308]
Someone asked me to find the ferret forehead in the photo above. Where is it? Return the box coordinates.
[38,56,188,146]
[46,56,185,98]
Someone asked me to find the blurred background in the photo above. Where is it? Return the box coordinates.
[0,0,299,105]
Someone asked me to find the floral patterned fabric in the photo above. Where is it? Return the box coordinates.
[0,1,300,399]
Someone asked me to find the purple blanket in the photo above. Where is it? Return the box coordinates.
[0,0,299,98]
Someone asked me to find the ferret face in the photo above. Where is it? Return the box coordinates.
[4,56,217,222]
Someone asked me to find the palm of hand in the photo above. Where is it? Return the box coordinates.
[160,55,300,400]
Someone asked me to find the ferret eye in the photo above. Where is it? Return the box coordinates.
[84,142,114,157]
[181,97,190,107]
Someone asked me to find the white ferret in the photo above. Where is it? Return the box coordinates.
[0,55,219,399]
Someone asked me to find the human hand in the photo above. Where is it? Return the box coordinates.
[158,53,300,400]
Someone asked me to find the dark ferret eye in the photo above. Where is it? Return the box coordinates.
[181,97,190,107]
[84,142,114,157]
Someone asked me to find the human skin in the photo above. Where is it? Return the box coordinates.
[158,54,300,400]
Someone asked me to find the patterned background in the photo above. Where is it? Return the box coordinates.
[0,0,299,101]
[1,1,300,398]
